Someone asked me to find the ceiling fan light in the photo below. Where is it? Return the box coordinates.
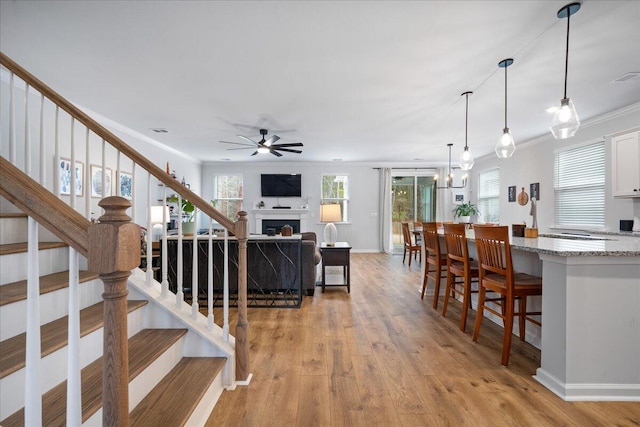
[459,146,474,171]
[495,128,516,158]
[550,97,580,139]
[257,146,270,154]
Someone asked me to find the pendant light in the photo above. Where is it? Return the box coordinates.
[436,143,467,189]
[459,91,474,171]
[496,58,516,158]
[550,2,581,139]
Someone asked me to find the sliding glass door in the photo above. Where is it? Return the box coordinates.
[391,174,437,252]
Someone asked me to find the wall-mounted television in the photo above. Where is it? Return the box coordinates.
[261,174,302,197]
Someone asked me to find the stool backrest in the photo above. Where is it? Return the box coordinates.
[421,222,440,257]
[443,223,470,266]
[473,225,514,284]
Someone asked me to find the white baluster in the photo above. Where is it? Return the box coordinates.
[24,83,31,176]
[39,93,45,186]
[54,106,60,196]
[161,184,169,298]
[25,217,42,426]
[130,162,136,223]
[9,72,16,163]
[85,127,91,220]
[176,196,184,306]
[223,228,229,342]
[101,140,106,201]
[116,151,121,197]
[207,218,214,330]
[70,117,76,208]
[146,172,153,286]
[191,210,199,318]
[66,248,82,426]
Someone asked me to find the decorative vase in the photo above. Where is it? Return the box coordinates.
[458,216,471,223]
[182,221,195,236]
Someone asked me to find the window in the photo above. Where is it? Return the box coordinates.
[477,168,500,223]
[554,141,605,227]
[321,174,349,222]
[213,174,243,220]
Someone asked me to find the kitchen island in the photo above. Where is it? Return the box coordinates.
[465,230,640,401]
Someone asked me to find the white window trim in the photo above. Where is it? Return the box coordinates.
[321,173,349,222]
[476,167,500,224]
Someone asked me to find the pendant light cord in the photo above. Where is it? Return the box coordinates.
[464,93,469,149]
[504,64,508,128]
[563,12,571,99]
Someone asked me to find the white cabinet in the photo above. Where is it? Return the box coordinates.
[611,130,640,197]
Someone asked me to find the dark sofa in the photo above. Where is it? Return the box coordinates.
[300,232,322,296]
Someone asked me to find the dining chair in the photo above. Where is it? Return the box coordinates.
[412,221,423,245]
[420,222,448,309]
[472,225,542,366]
[442,223,479,332]
[401,222,421,266]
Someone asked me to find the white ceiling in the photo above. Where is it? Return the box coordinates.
[1,1,639,165]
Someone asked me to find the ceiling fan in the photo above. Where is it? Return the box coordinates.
[220,129,303,157]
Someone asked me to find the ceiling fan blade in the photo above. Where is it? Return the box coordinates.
[264,135,280,147]
[272,142,303,148]
[251,151,259,156]
[271,150,283,157]
[238,135,258,144]
[274,148,303,154]
[226,147,258,151]
[220,141,255,147]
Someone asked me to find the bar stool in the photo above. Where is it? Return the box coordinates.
[442,223,479,332]
[472,225,542,366]
[401,222,421,266]
[420,222,447,309]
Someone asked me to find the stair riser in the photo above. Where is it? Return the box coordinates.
[0,278,104,341]
[0,247,72,285]
[0,306,147,420]
[0,218,61,245]
[84,336,186,427]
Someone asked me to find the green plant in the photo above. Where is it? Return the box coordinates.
[168,194,195,221]
[452,201,479,218]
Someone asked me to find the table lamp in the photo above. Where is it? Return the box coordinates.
[320,204,341,246]
[150,205,170,240]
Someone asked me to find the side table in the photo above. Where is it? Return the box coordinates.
[320,242,352,293]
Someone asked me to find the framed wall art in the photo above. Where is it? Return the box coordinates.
[90,165,113,198]
[119,171,133,200]
[508,185,516,202]
[530,182,540,201]
[58,158,84,196]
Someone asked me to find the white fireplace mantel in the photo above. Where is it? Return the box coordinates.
[252,209,309,233]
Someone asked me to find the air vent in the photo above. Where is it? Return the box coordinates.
[151,128,169,133]
[610,72,640,83]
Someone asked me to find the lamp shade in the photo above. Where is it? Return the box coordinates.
[320,204,341,246]
[320,204,341,223]
[550,98,580,139]
[150,205,170,224]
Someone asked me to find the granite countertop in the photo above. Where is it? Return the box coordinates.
[462,230,640,257]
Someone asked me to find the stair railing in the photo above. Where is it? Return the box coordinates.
[1,52,249,425]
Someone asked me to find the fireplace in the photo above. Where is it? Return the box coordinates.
[253,208,309,234]
[262,219,300,235]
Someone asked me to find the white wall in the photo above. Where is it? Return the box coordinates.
[469,105,640,233]
[202,162,382,251]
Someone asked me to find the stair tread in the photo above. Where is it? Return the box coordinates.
[130,357,226,427]
[0,241,67,256]
[0,270,99,306]
[1,328,188,427]
[0,300,148,379]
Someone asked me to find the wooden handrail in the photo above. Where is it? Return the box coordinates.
[0,156,90,256]
[0,51,235,233]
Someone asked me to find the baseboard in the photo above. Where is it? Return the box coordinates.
[534,368,640,401]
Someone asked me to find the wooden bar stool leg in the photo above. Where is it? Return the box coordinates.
[421,264,429,299]
[441,271,453,317]
[518,297,527,342]
[460,275,472,332]
[432,265,442,310]
[472,286,486,342]
[502,295,515,366]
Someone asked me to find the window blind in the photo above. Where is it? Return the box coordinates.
[477,168,500,223]
[554,141,605,227]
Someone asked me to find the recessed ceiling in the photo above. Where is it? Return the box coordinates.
[1,1,639,165]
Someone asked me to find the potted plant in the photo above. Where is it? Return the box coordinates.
[168,194,196,235]
[452,201,479,223]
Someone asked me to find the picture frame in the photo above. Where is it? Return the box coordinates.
[119,171,133,200]
[58,158,84,196]
[452,191,465,205]
[530,182,540,201]
[508,185,516,202]
[90,165,113,198]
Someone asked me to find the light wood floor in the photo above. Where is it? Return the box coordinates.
[206,253,640,426]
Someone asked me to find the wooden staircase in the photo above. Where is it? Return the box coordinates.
[0,212,227,425]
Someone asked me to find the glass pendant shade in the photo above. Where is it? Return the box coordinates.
[550,97,580,139]
[459,147,474,170]
[496,127,516,158]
